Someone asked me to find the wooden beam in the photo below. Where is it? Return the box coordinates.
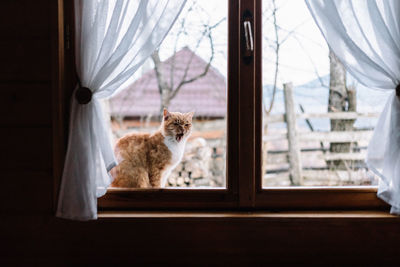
[283,83,302,185]
[265,112,379,124]
[263,130,373,142]
[266,152,367,164]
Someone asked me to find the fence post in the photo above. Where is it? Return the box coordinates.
[283,82,303,185]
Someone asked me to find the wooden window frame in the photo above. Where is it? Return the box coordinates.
[54,0,388,213]
[252,0,386,210]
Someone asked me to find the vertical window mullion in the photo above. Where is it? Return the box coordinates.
[227,0,240,200]
[254,0,263,195]
[238,0,258,208]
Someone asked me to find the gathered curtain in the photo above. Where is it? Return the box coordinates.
[57,0,186,220]
[306,0,400,213]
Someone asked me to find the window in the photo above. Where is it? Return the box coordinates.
[107,0,228,189]
[58,0,386,211]
[255,0,385,210]
[98,0,238,209]
[261,0,390,188]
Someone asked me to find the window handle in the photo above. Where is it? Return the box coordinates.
[244,20,253,54]
[243,9,253,64]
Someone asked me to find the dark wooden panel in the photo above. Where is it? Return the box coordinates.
[0,171,53,213]
[256,187,388,210]
[51,0,67,212]
[0,39,51,82]
[0,127,52,171]
[1,215,400,265]
[99,189,237,210]
[0,0,51,39]
[0,83,52,126]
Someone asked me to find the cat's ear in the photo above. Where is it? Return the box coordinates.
[163,108,171,120]
[186,111,194,120]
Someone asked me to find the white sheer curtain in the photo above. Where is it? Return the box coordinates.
[306,0,400,213]
[57,0,186,220]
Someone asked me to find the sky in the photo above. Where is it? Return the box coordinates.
[156,0,228,75]
[153,0,329,87]
[262,0,329,86]
[131,0,390,114]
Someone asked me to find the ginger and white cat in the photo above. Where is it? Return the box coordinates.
[110,109,193,188]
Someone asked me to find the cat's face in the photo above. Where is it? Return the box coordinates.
[162,109,194,142]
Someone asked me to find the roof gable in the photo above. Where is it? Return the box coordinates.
[110,47,226,118]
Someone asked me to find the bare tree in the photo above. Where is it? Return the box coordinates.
[261,0,336,182]
[262,0,301,176]
[263,0,280,116]
[328,49,357,169]
[151,1,225,114]
[262,0,310,117]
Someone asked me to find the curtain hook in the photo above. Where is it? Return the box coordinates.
[75,87,92,104]
[75,76,92,104]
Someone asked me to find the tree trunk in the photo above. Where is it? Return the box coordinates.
[160,94,171,114]
[151,51,172,116]
[328,50,355,169]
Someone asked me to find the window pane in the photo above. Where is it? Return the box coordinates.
[262,0,390,187]
[106,0,227,189]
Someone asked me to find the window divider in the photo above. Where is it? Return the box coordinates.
[237,0,259,208]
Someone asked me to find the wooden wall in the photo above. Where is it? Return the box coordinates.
[1,1,400,265]
[0,0,54,216]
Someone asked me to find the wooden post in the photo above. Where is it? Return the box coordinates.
[283,82,303,186]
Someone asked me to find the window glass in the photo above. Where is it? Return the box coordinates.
[262,0,391,187]
[107,0,227,188]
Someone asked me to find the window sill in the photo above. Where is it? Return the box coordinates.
[98,210,399,221]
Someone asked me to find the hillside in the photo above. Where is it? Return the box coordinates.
[263,74,392,131]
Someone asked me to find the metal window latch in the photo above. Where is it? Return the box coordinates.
[244,20,253,53]
[243,10,253,64]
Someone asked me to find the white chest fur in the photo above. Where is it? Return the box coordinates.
[161,136,187,187]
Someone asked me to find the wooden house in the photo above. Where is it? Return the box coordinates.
[110,47,227,121]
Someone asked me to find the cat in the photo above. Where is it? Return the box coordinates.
[110,109,194,188]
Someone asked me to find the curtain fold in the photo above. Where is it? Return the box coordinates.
[306,0,400,214]
[57,0,186,220]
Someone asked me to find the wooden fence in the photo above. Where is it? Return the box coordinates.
[263,82,380,187]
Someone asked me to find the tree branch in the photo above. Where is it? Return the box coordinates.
[265,0,279,115]
[151,50,170,96]
[170,18,224,100]
[169,1,196,90]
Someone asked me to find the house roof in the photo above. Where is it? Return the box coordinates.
[109,47,226,118]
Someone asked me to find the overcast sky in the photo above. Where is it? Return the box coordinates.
[263,0,329,86]
[155,0,329,88]
[123,0,391,117]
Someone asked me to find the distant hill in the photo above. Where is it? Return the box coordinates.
[263,74,392,131]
